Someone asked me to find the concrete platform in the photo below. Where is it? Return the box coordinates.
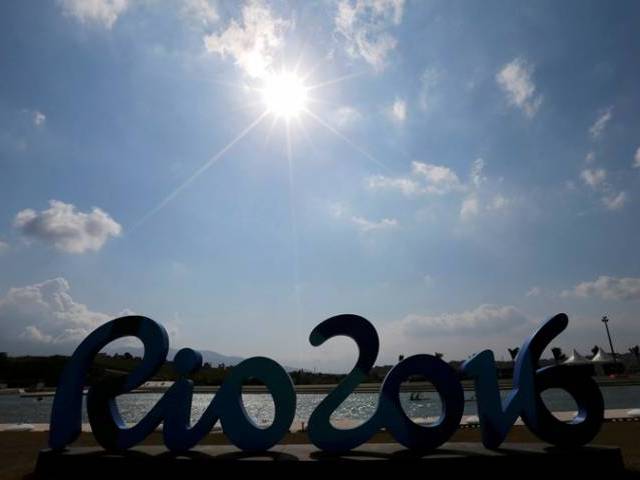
[35,443,625,477]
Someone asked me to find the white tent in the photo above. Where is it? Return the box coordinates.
[591,346,615,363]
[564,349,589,364]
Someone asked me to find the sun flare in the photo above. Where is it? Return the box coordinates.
[261,72,309,119]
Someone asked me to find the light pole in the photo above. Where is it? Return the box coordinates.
[601,315,617,364]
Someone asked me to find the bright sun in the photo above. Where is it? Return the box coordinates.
[261,72,309,119]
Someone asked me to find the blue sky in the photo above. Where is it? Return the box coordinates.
[0,0,639,371]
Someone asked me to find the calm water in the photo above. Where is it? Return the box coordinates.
[1,386,639,427]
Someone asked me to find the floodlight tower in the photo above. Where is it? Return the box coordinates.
[601,315,617,363]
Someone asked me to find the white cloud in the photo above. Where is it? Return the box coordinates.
[400,304,529,337]
[0,240,9,254]
[0,278,112,350]
[181,0,219,27]
[58,0,129,29]
[602,191,627,210]
[332,106,362,128]
[589,106,613,139]
[562,275,640,301]
[350,215,398,232]
[33,111,46,127]
[335,0,405,71]
[14,200,121,254]
[496,57,542,117]
[418,67,439,111]
[633,147,640,168]
[580,168,607,189]
[203,0,290,79]
[389,97,406,123]
[526,286,541,297]
[368,161,461,196]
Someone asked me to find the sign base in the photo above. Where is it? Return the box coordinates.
[36,442,624,477]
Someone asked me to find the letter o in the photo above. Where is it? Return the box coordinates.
[217,356,296,451]
[379,354,464,451]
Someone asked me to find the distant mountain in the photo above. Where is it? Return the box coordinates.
[107,346,297,371]
[108,346,244,367]
[189,349,246,367]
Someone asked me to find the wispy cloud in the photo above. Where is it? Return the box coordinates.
[57,0,129,29]
[460,159,511,221]
[585,151,596,164]
[332,105,362,128]
[335,0,405,71]
[633,147,640,168]
[526,286,541,297]
[400,304,529,337]
[14,200,121,254]
[0,240,9,254]
[470,158,486,187]
[561,275,640,301]
[388,97,406,123]
[580,168,607,189]
[367,161,462,196]
[367,158,510,221]
[488,194,510,211]
[578,159,627,211]
[418,67,439,111]
[459,195,479,220]
[367,175,420,195]
[602,191,627,210]
[32,111,46,127]
[496,57,542,117]
[330,202,397,232]
[350,215,398,232]
[589,106,613,139]
[203,0,290,79]
[181,0,218,28]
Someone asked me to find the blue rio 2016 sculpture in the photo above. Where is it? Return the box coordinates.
[49,313,604,453]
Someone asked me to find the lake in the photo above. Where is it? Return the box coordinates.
[1,385,639,428]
